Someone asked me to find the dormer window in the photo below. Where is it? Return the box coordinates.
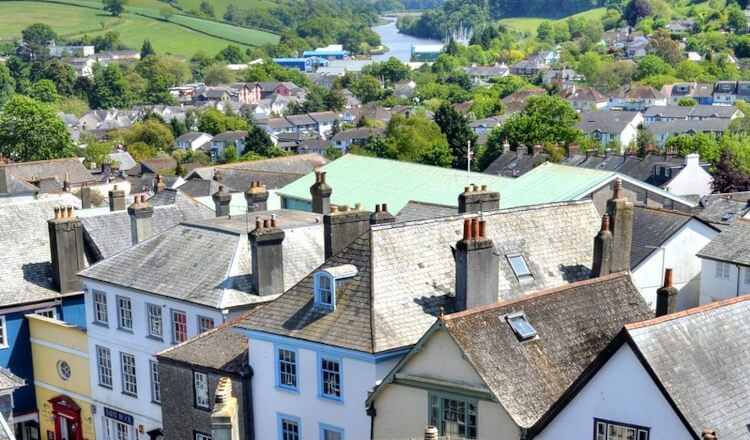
[313,264,358,310]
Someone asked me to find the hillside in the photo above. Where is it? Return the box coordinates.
[499,7,608,39]
[0,0,280,57]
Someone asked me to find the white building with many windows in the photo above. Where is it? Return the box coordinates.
[77,207,324,439]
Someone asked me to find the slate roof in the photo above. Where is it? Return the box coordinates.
[237,200,601,353]
[140,158,177,175]
[212,131,248,143]
[78,210,324,309]
[177,178,224,197]
[631,207,699,268]
[157,319,248,374]
[648,119,731,135]
[80,191,214,260]
[2,158,95,186]
[578,111,641,134]
[692,192,750,225]
[643,105,739,119]
[575,153,627,171]
[175,132,211,143]
[616,153,685,182]
[285,114,316,127]
[440,273,651,429]
[395,200,456,222]
[108,152,137,171]
[263,118,294,130]
[611,84,665,100]
[187,154,327,184]
[560,87,606,103]
[484,151,548,177]
[0,195,85,307]
[331,128,381,142]
[2,170,38,194]
[696,221,750,265]
[624,295,750,438]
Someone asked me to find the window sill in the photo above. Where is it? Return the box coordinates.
[117,327,133,334]
[91,321,109,328]
[121,392,138,398]
[194,405,211,412]
[146,335,164,342]
[98,384,112,390]
[151,400,161,406]
[275,385,299,394]
[318,395,344,404]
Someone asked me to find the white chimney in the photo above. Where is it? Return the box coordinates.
[685,153,700,168]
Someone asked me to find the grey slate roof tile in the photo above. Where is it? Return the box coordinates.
[395,200,456,222]
[238,200,600,353]
[79,210,324,309]
[2,158,95,186]
[626,296,750,439]
[0,195,84,307]
[631,206,695,267]
[443,273,652,428]
[696,221,750,265]
[157,320,248,373]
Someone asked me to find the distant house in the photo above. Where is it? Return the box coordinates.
[469,115,506,134]
[260,117,294,136]
[330,127,382,152]
[411,44,443,61]
[509,58,549,76]
[463,63,509,82]
[175,132,212,151]
[47,43,94,58]
[542,68,584,89]
[713,81,738,105]
[625,35,649,58]
[285,114,318,133]
[608,84,667,111]
[483,144,548,178]
[501,89,547,113]
[649,119,732,146]
[577,110,644,149]
[210,131,248,159]
[534,295,750,440]
[303,44,348,60]
[617,153,713,197]
[643,104,742,125]
[560,86,607,111]
[309,111,338,136]
[393,80,417,99]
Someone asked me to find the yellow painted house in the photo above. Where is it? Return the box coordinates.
[28,315,94,440]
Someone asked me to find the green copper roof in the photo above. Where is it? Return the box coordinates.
[276,154,514,212]
[276,155,696,213]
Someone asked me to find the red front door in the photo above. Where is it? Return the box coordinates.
[49,396,83,440]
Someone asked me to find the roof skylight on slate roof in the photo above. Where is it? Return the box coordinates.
[505,312,537,341]
[507,254,533,282]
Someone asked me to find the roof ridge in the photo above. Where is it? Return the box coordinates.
[625,293,750,330]
[3,157,81,167]
[443,272,630,321]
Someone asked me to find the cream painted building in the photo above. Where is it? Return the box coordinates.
[367,274,653,440]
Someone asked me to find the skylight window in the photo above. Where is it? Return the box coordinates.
[507,255,533,281]
[506,313,537,341]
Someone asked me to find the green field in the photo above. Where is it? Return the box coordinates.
[499,7,608,39]
[175,0,278,18]
[0,1,276,56]
[0,0,279,57]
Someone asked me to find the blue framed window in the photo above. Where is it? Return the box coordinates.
[318,354,342,401]
[320,423,344,440]
[314,272,335,309]
[275,345,298,391]
[277,413,300,440]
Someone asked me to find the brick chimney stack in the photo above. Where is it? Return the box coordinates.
[153,174,166,193]
[212,185,231,217]
[48,206,85,294]
[606,177,634,273]
[455,218,499,311]
[80,183,91,210]
[369,203,395,225]
[245,181,269,212]
[324,204,370,259]
[656,268,678,317]
[458,184,500,214]
[127,195,154,245]
[591,214,613,277]
[108,185,125,211]
[249,216,285,296]
[310,171,332,214]
[211,377,240,440]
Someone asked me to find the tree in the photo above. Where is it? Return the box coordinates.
[222,145,238,163]
[712,149,750,193]
[80,135,114,168]
[124,120,175,151]
[636,126,656,155]
[349,75,382,103]
[90,64,130,109]
[137,55,176,104]
[382,113,452,167]
[103,0,127,16]
[324,88,346,111]
[30,79,59,103]
[0,96,75,162]
[127,141,157,162]
[634,54,674,80]
[197,109,248,135]
[325,146,343,161]
[536,21,554,43]
[21,24,57,60]
[0,63,15,105]
[624,0,652,25]
[243,122,280,157]
[224,4,236,21]
[203,63,234,85]
[483,96,581,169]
[648,29,683,66]
[434,102,478,169]
[199,0,215,17]
[140,40,155,59]
[44,61,76,96]
[678,97,698,106]
[727,3,748,34]
[665,133,720,163]
[216,45,248,64]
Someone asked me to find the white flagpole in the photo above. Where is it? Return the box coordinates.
[467,140,472,177]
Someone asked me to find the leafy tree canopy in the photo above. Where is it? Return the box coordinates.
[0,96,75,162]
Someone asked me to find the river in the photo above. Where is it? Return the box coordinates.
[371,18,443,63]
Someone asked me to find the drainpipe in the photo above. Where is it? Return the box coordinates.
[737,264,741,297]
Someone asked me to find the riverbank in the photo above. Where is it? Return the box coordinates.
[370,18,442,63]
